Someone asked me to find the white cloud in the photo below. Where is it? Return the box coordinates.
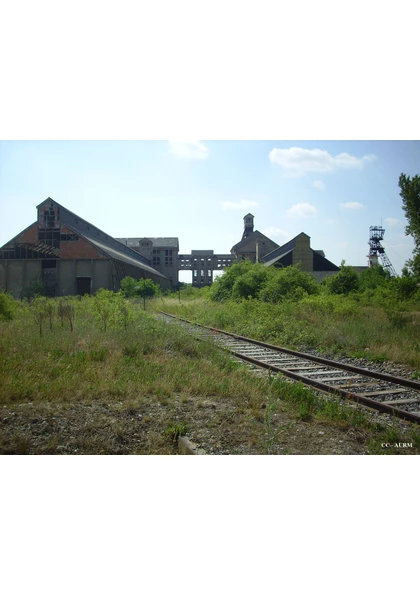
[262,227,293,243]
[269,147,376,176]
[312,180,325,190]
[168,140,209,160]
[221,199,259,211]
[384,217,401,227]
[286,202,317,218]
[340,202,365,210]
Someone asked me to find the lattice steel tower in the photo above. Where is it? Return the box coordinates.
[367,226,397,276]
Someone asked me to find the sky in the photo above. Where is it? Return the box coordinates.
[0,140,419,281]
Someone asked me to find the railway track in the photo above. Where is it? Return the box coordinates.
[158,311,420,425]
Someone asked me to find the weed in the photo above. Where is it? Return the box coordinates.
[166,422,187,443]
[123,345,139,358]
[89,348,108,362]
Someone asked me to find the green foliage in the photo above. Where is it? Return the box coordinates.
[358,265,390,291]
[136,278,161,299]
[210,260,254,301]
[260,266,319,303]
[165,422,187,443]
[58,298,75,331]
[120,276,139,298]
[0,292,17,321]
[399,172,420,278]
[390,275,419,300]
[325,261,360,295]
[94,288,123,331]
[231,264,270,299]
[210,261,319,303]
[31,297,49,337]
[21,276,47,300]
[120,276,161,305]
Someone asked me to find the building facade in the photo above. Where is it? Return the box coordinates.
[0,199,171,297]
[115,237,180,287]
[260,232,340,280]
[1,202,344,297]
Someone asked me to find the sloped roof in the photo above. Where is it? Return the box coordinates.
[33,199,169,279]
[262,249,294,267]
[231,230,279,253]
[116,237,179,249]
[78,231,167,278]
[260,238,297,264]
[260,235,340,271]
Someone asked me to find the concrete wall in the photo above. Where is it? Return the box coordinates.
[292,234,312,272]
[0,259,42,298]
[56,259,112,296]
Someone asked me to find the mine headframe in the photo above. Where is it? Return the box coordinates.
[367,226,397,276]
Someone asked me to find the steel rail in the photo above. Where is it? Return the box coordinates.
[158,311,420,425]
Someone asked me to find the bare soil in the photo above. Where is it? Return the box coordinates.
[1,384,416,455]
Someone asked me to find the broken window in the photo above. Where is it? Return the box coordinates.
[60,234,79,242]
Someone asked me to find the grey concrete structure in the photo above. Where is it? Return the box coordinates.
[1,202,343,297]
[0,199,171,297]
[259,232,340,280]
[116,237,180,286]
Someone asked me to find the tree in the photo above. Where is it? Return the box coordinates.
[358,265,390,291]
[120,276,139,298]
[399,173,420,278]
[209,261,254,301]
[326,262,360,295]
[136,278,161,309]
[231,264,269,299]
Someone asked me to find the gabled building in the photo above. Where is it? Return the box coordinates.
[231,214,280,263]
[260,232,340,281]
[0,198,171,297]
[115,237,179,286]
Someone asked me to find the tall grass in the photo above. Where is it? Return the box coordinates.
[154,292,420,368]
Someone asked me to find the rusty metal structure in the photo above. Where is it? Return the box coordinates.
[367,226,397,276]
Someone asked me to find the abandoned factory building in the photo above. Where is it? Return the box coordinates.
[0,203,341,297]
[0,198,171,297]
[230,214,340,281]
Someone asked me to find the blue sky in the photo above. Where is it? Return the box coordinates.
[0,140,418,281]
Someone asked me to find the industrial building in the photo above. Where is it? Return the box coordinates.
[0,198,171,297]
[230,214,340,281]
[0,203,342,297]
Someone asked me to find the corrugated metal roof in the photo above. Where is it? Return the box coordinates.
[86,236,169,278]
[116,237,179,249]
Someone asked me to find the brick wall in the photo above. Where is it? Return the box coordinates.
[58,235,107,259]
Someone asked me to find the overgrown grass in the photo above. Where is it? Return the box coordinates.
[1,293,419,454]
[154,293,420,367]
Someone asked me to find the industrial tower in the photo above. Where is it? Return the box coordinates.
[367,226,397,276]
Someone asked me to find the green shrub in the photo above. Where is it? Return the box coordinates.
[325,262,360,295]
[260,266,319,303]
[21,276,47,300]
[0,292,17,320]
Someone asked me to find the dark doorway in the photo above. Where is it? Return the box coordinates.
[76,277,91,295]
[42,259,57,297]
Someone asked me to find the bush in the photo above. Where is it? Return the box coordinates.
[210,261,255,301]
[21,276,47,300]
[358,265,390,290]
[231,264,269,299]
[260,266,319,303]
[120,276,161,301]
[325,262,360,295]
[0,292,17,320]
